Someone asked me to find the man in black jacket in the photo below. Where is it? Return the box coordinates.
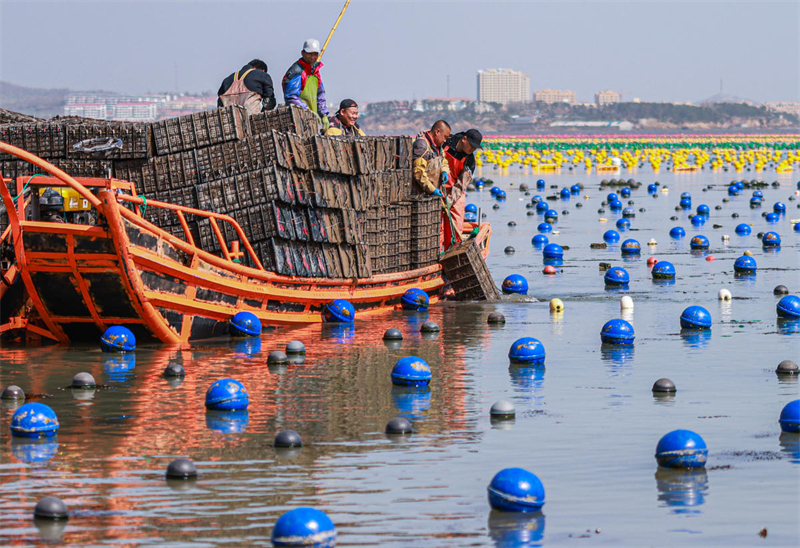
[217,59,276,114]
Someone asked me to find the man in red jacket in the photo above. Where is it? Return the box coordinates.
[443,128,482,248]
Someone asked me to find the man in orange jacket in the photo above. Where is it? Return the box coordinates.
[442,129,482,248]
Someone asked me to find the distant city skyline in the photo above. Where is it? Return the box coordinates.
[1,1,798,105]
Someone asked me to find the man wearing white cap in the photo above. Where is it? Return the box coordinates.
[282,39,330,131]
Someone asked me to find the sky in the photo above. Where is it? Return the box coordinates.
[1,0,798,105]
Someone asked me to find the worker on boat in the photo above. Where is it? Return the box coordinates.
[217,59,276,115]
[411,120,451,197]
[326,99,365,136]
[443,129,482,247]
[282,39,330,132]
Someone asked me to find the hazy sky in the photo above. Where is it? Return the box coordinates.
[1,1,798,104]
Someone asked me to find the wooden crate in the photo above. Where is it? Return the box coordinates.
[440,239,500,302]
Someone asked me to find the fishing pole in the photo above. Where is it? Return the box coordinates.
[319,0,351,60]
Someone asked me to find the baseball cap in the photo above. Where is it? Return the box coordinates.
[466,129,483,149]
[338,99,358,111]
[303,39,321,53]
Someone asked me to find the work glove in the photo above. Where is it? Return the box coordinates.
[431,188,443,197]
[321,115,330,133]
[440,172,449,185]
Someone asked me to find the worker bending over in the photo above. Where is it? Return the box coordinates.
[411,120,451,197]
[282,39,330,131]
[326,99,365,136]
[443,129,482,247]
[217,59,276,115]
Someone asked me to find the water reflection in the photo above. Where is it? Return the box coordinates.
[488,510,545,547]
[321,323,355,344]
[391,385,431,421]
[384,340,403,351]
[652,278,676,287]
[680,329,712,348]
[543,257,563,267]
[777,318,800,335]
[166,476,198,492]
[205,409,249,434]
[655,468,708,514]
[508,364,545,405]
[232,336,262,358]
[10,436,59,463]
[102,353,136,384]
[601,344,635,371]
[71,387,96,402]
[34,518,67,542]
[779,432,800,463]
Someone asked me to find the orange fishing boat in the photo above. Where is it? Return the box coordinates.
[0,143,492,345]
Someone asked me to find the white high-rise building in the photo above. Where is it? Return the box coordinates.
[477,69,530,105]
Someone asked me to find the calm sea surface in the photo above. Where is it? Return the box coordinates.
[1,166,798,547]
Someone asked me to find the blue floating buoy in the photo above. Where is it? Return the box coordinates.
[10,403,59,438]
[101,325,136,353]
[490,186,501,195]
[753,190,763,198]
[542,243,563,259]
[727,186,739,196]
[570,184,581,194]
[733,255,757,273]
[531,234,549,247]
[779,400,800,433]
[544,209,558,220]
[669,226,686,239]
[690,215,705,227]
[465,203,478,214]
[622,207,635,218]
[795,222,800,233]
[487,468,546,512]
[680,305,712,329]
[655,429,708,469]
[735,181,745,190]
[689,235,709,249]
[762,231,781,247]
[560,188,570,199]
[603,230,620,243]
[229,311,261,337]
[401,288,429,311]
[475,179,485,188]
[777,295,800,319]
[535,201,549,212]
[323,299,355,323]
[696,204,709,215]
[391,356,431,386]
[609,199,623,210]
[604,266,630,286]
[734,223,751,235]
[651,261,676,279]
[648,183,658,193]
[536,179,545,189]
[750,197,762,207]
[272,507,336,547]
[496,189,507,200]
[532,195,543,203]
[502,274,528,295]
[774,202,786,213]
[681,192,691,199]
[620,239,641,254]
[607,192,619,202]
[205,378,249,410]
[620,187,631,198]
[600,319,635,345]
[616,218,630,230]
[508,337,545,364]
[465,211,477,223]
[679,198,692,209]
[765,212,779,223]
[537,222,553,233]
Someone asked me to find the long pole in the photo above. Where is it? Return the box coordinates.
[319,0,351,60]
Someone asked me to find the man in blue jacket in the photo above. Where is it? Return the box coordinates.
[282,39,330,131]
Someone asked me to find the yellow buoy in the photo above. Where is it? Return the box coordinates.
[549,298,564,312]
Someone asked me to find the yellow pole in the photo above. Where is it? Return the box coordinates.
[319,0,351,60]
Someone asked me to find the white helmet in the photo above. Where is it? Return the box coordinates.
[303,39,321,53]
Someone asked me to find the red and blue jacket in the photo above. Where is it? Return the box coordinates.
[281,59,329,116]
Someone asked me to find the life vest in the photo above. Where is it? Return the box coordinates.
[219,68,262,115]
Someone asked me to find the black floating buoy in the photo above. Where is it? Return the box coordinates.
[670,216,678,221]
[166,457,197,478]
[285,340,306,355]
[520,183,529,191]
[385,417,413,435]
[576,202,583,208]
[492,204,500,210]
[599,262,611,271]
[652,378,676,393]
[163,363,185,378]
[562,210,569,215]
[628,200,635,206]
[527,211,535,216]
[487,312,505,324]
[774,285,789,295]
[1,385,25,400]
[268,351,289,365]
[715,205,722,210]
[638,207,646,213]
[597,208,605,214]
[490,400,516,419]
[33,497,68,520]
[383,328,403,340]
[274,429,303,448]
[508,221,516,227]
[504,246,515,255]
[71,372,96,389]
[731,212,739,218]
[776,360,799,375]
[420,321,440,333]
